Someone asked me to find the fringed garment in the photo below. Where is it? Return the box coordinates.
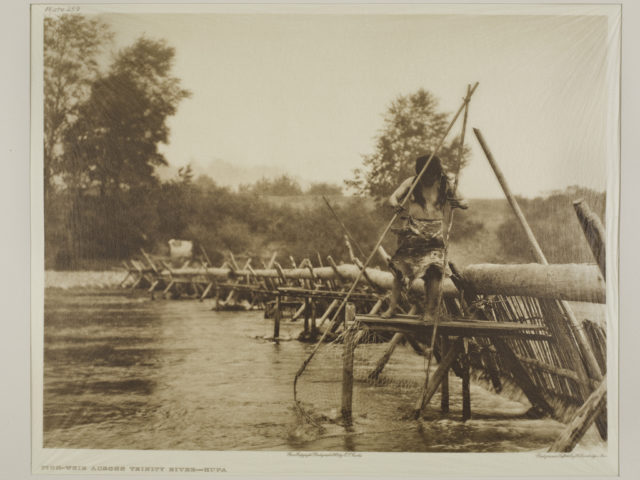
[390,217,448,287]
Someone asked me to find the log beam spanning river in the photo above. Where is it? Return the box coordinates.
[157,263,605,304]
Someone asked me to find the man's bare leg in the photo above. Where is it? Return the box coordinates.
[423,268,443,322]
[381,275,402,318]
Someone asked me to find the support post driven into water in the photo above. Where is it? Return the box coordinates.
[341,303,357,427]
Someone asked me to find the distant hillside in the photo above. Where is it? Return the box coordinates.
[257,194,600,268]
[158,158,297,189]
[260,195,512,267]
[449,198,513,266]
[259,194,376,210]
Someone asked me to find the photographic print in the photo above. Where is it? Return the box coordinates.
[31,3,620,476]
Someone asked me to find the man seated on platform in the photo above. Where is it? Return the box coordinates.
[381,154,468,321]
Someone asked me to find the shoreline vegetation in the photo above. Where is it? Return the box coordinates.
[46,180,605,272]
[42,15,605,274]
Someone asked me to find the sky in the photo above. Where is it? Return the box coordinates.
[91,8,616,198]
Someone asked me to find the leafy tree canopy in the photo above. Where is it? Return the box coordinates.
[43,14,113,194]
[64,37,191,196]
[346,89,470,199]
[306,182,343,196]
[240,175,303,196]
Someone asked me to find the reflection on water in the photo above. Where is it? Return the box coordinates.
[43,289,602,452]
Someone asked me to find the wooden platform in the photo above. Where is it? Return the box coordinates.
[216,282,274,294]
[276,287,380,302]
[356,313,548,339]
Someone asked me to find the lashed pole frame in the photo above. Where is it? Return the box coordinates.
[473,128,602,382]
[414,84,472,418]
[473,128,606,438]
[293,82,480,415]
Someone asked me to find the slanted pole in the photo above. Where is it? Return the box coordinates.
[223,288,237,306]
[462,339,471,421]
[492,338,553,416]
[291,303,306,321]
[311,299,317,334]
[573,199,606,278]
[199,244,212,267]
[414,338,464,418]
[473,128,603,386]
[341,303,357,427]
[130,260,145,289]
[367,332,404,381]
[318,299,339,329]
[120,261,133,287]
[228,252,240,272]
[148,280,160,293]
[303,298,310,333]
[162,280,175,296]
[200,282,213,301]
[549,376,607,452]
[266,251,278,269]
[368,298,384,315]
[440,336,450,413]
[273,295,281,340]
[140,248,159,274]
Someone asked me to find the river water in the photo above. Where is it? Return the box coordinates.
[43,288,603,452]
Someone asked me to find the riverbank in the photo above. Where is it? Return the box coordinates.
[44,270,125,289]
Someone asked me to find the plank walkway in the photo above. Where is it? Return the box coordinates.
[356,313,547,338]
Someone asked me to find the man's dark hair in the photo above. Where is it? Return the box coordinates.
[413,154,447,208]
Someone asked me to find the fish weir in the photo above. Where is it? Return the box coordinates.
[119,200,608,452]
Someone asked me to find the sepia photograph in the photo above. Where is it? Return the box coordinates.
[30,3,621,476]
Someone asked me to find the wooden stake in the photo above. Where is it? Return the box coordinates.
[441,336,450,413]
[549,376,607,452]
[368,298,384,315]
[462,339,471,421]
[491,338,553,416]
[291,303,306,321]
[273,295,281,340]
[311,299,317,334]
[304,297,310,333]
[473,128,603,385]
[140,249,159,274]
[199,244,212,267]
[162,280,175,296]
[228,252,240,272]
[367,332,404,381]
[414,338,464,418]
[573,199,606,278]
[200,282,213,301]
[341,303,357,427]
[318,299,339,329]
[147,280,159,293]
[119,261,133,287]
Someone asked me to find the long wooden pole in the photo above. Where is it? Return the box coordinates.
[323,195,366,259]
[165,262,604,302]
[417,84,471,417]
[293,83,479,407]
[341,303,357,427]
[548,376,607,452]
[573,199,606,278]
[473,128,603,384]
[414,337,464,414]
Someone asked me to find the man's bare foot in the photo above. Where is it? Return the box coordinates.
[380,308,395,319]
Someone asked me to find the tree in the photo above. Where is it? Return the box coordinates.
[43,14,113,196]
[346,89,470,198]
[65,37,191,197]
[306,182,343,196]
[496,186,606,263]
[241,175,303,196]
[59,36,190,261]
